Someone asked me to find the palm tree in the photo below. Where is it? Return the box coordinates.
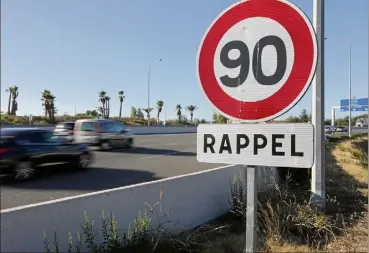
[142,108,153,123]
[41,90,52,117]
[98,91,107,118]
[105,96,110,119]
[156,100,164,124]
[49,94,57,123]
[118,90,125,118]
[5,87,12,114]
[97,106,104,118]
[185,105,198,122]
[10,86,19,115]
[175,104,182,122]
[41,90,56,122]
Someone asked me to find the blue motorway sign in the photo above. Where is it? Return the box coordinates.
[340,98,368,112]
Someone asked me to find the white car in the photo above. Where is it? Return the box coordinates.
[335,127,344,132]
[324,126,333,134]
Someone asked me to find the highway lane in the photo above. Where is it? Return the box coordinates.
[326,128,368,136]
[1,133,225,210]
[1,129,367,210]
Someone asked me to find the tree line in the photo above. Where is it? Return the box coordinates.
[4,86,200,124]
[129,104,199,123]
[211,108,367,126]
[4,86,366,125]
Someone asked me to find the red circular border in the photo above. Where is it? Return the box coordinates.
[198,0,316,121]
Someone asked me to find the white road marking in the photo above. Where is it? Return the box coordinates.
[1,164,234,213]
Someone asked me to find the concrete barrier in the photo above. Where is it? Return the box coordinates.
[0,124,197,135]
[1,165,279,252]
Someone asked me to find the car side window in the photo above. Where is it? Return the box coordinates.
[16,131,45,144]
[102,122,119,133]
[80,122,96,131]
[41,131,59,142]
[114,122,125,132]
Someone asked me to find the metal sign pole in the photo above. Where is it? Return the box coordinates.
[311,0,326,211]
[238,0,259,249]
[245,166,257,252]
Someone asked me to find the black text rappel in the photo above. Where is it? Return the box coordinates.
[203,133,304,157]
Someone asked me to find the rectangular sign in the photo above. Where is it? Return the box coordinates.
[340,98,368,112]
[197,123,314,168]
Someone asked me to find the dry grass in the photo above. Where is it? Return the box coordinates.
[263,135,368,252]
[324,136,368,252]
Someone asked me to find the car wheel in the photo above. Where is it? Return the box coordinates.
[100,141,111,150]
[13,161,35,181]
[76,152,92,170]
[126,138,133,148]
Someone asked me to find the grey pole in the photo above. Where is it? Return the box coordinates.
[245,166,257,252]
[331,107,335,127]
[331,106,340,127]
[311,0,326,211]
[348,44,352,137]
[147,64,151,126]
[238,0,258,249]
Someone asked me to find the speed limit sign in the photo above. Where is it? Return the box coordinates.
[197,0,318,122]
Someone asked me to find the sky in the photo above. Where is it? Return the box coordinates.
[1,0,368,121]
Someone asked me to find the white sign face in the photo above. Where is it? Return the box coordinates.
[197,123,314,168]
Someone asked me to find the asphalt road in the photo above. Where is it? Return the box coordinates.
[1,128,367,210]
[326,127,368,136]
[1,133,225,210]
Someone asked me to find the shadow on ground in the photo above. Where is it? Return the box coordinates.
[0,165,162,191]
[105,147,196,157]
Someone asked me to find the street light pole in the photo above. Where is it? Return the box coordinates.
[147,58,162,126]
[74,99,76,117]
[147,64,151,126]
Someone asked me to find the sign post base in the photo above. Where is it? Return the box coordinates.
[245,166,258,252]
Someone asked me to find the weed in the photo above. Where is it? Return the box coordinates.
[229,174,246,220]
[43,231,51,253]
[44,209,152,253]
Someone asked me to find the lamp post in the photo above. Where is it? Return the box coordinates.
[147,58,162,126]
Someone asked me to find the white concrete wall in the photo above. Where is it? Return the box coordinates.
[1,165,279,252]
[130,126,196,135]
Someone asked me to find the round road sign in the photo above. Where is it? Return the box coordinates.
[197,0,318,122]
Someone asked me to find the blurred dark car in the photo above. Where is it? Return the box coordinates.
[0,128,93,181]
[53,121,75,142]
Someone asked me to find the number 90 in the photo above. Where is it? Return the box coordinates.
[219,35,287,87]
